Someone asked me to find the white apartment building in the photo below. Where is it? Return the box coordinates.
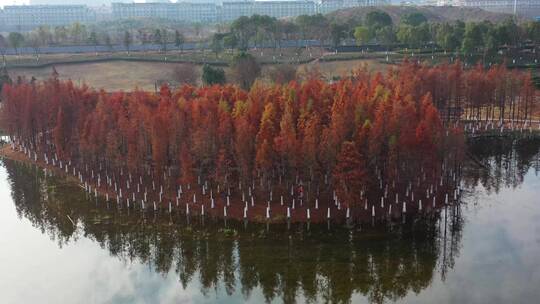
[1,5,96,31]
[220,1,316,21]
[112,0,387,23]
[440,0,540,18]
[319,0,346,14]
[0,0,389,31]
[319,0,388,14]
[112,2,218,23]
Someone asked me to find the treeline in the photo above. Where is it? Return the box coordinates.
[0,23,109,54]
[1,12,539,57]
[212,12,540,55]
[0,62,438,206]
[0,23,189,56]
[400,62,536,122]
[2,61,534,210]
[351,12,540,53]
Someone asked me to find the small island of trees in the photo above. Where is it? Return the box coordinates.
[0,60,537,223]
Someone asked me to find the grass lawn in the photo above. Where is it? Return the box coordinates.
[10,61,182,91]
[9,57,390,91]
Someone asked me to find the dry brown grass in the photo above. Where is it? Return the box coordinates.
[296,59,392,81]
[9,61,190,91]
[8,58,391,91]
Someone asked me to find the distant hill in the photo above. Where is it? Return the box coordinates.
[326,5,524,24]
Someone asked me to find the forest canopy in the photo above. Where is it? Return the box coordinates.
[0,61,535,212]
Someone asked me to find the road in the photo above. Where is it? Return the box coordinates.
[1,40,324,56]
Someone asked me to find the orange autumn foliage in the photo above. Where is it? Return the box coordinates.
[1,61,535,207]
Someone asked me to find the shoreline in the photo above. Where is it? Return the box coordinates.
[0,143,450,225]
[0,143,347,224]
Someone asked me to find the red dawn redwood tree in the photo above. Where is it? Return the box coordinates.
[1,60,536,213]
[333,141,367,208]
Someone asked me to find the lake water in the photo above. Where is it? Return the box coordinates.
[1,138,540,304]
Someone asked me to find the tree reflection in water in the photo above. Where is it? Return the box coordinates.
[464,137,540,194]
[7,137,539,304]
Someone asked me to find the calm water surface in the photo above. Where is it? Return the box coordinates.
[1,138,540,304]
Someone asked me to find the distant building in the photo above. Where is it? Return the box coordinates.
[29,0,130,5]
[1,5,96,31]
[112,0,387,23]
[319,0,346,14]
[90,5,114,22]
[0,10,4,30]
[112,2,218,23]
[442,0,540,19]
[319,0,388,14]
[220,1,316,22]
[0,0,389,31]
[113,1,316,22]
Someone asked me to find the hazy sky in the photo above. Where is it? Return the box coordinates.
[0,0,28,7]
[0,0,156,7]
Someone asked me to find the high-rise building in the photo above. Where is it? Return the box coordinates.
[1,5,96,31]
[220,1,316,22]
[0,0,389,31]
[112,2,218,23]
[443,0,540,19]
[29,0,130,5]
[319,0,388,14]
[111,0,388,23]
